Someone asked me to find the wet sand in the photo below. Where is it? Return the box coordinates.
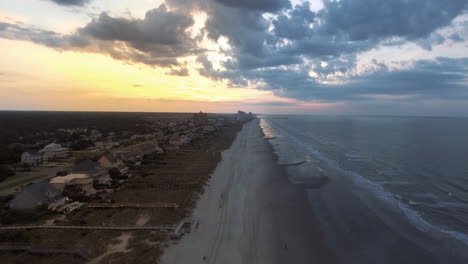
[161,119,335,264]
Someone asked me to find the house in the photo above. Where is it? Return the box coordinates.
[202,126,216,133]
[98,153,128,173]
[71,160,110,184]
[50,174,96,196]
[89,130,102,141]
[21,150,43,165]
[94,141,119,150]
[169,135,183,147]
[98,153,118,168]
[118,151,141,163]
[9,181,62,211]
[39,143,69,161]
[137,143,163,155]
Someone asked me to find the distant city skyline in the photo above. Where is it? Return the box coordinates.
[1,0,468,116]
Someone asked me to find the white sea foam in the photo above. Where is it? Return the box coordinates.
[259,117,468,246]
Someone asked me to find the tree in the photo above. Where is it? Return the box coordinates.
[108,168,126,180]
[56,170,69,176]
[70,140,93,150]
[0,165,15,182]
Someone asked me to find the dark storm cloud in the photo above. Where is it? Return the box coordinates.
[188,0,468,103]
[73,4,197,66]
[272,2,315,40]
[0,22,67,47]
[0,4,198,67]
[449,33,464,42]
[49,0,90,6]
[269,0,468,59]
[318,0,468,41]
[1,0,468,102]
[213,0,290,12]
[252,57,468,101]
[169,67,189,76]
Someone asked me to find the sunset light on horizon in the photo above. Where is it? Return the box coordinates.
[1,0,468,116]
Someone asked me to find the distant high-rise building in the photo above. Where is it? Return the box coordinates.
[237,110,253,121]
[193,111,209,125]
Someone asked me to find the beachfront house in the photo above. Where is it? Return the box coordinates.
[39,143,69,161]
[98,153,128,173]
[50,173,96,195]
[71,160,110,184]
[9,181,62,211]
[21,150,43,165]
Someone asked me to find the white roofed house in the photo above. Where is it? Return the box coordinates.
[39,143,69,161]
[21,150,43,165]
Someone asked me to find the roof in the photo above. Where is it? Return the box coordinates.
[137,143,158,155]
[71,160,104,174]
[23,150,41,155]
[10,181,61,211]
[169,135,181,141]
[44,143,61,149]
[50,173,90,184]
[100,153,117,164]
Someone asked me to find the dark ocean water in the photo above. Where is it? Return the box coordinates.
[260,115,468,264]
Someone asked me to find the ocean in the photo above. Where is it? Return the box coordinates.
[260,115,468,264]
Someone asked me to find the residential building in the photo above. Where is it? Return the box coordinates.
[94,141,119,150]
[50,174,96,195]
[39,143,69,160]
[21,150,43,165]
[9,181,62,211]
[71,160,110,184]
[98,153,128,173]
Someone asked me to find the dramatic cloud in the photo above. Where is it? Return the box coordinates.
[73,4,198,66]
[318,0,468,41]
[1,0,468,106]
[0,4,198,67]
[273,2,315,40]
[49,0,90,6]
[259,57,468,101]
[169,67,189,76]
[213,0,291,12]
[191,0,468,103]
[0,22,66,47]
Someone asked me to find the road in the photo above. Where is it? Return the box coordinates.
[0,225,175,231]
[161,119,335,264]
[0,164,68,196]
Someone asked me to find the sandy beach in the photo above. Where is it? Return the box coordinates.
[161,119,335,264]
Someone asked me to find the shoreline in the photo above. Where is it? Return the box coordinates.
[160,118,335,264]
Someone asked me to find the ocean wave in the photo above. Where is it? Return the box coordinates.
[259,117,468,247]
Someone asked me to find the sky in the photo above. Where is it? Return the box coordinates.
[0,0,468,116]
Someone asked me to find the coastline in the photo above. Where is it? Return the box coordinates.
[160,118,335,264]
[0,122,244,264]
